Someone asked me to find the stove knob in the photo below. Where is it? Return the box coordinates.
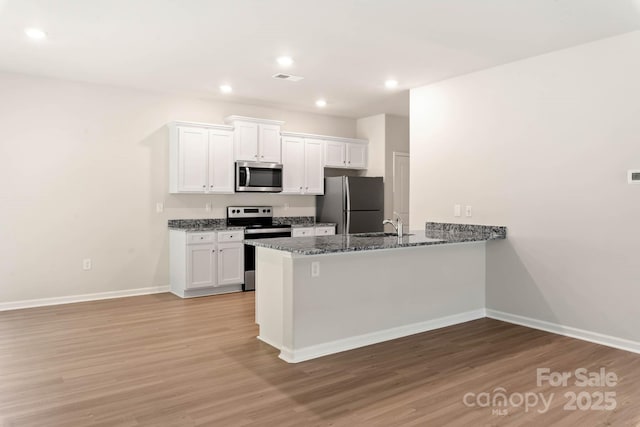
[262,209,266,213]
[267,209,271,213]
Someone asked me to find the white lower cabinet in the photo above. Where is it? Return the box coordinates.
[217,243,244,286]
[170,230,244,298]
[186,243,217,289]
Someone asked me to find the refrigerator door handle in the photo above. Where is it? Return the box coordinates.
[346,210,351,234]
[345,176,351,211]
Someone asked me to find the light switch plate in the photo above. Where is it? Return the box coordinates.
[454,204,461,217]
[465,205,472,217]
[156,202,164,213]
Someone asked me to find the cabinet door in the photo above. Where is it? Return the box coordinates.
[324,141,346,167]
[234,121,259,161]
[187,244,216,289]
[208,130,234,193]
[304,139,324,194]
[346,143,367,169]
[178,127,208,192]
[259,124,282,162]
[281,137,305,194]
[217,243,244,286]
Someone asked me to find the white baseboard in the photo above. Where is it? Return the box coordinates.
[486,309,640,355]
[0,286,170,312]
[279,308,487,363]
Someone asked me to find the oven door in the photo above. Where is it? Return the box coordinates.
[243,228,291,291]
[235,161,283,192]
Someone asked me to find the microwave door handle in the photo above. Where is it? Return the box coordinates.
[245,167,251,187]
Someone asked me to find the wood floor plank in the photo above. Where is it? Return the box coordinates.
[1,292,638,426]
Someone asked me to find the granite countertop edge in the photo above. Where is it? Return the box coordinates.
[245,230,505,255]
[168,225,245,232]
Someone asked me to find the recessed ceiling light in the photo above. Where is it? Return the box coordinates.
[315,99,327,108]
[277,56,294,67]
[219,84,233,94]
[385,79,399,89]
[24,27,47,40]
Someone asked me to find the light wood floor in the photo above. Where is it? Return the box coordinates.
[0,292,638,426]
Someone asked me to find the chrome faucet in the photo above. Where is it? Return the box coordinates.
[382,215,404,238]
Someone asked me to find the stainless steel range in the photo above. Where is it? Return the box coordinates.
[227,206,291,291]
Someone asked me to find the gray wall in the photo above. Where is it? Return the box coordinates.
[410,31,640,342]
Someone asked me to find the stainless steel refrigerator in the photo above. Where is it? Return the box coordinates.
[316,176,384,234]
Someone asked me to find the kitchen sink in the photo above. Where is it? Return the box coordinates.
[353,232,414,237]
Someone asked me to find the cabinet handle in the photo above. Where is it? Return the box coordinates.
[305,187,308,190]
[261,155,264,158]
[212,249,215,253]
[202,185,206,188]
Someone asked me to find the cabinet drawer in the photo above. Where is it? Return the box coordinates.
[187,232,216,245]
[217,230,243,243]
[315,226,335,236]
[292,227,314,237]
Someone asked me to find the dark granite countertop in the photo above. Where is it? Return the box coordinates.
[168,218,243,232]
[245,223,506,255]
[168,217,335,232]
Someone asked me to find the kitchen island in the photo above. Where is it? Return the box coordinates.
[246,222,506,363]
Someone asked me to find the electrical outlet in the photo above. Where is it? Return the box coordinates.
[205,203,212,212]
[284,203,290,210]
[454,204,461,217]
[465,205,472,217]
[156,202,164,213]
[311,261,320,277]
[82,258,92,271]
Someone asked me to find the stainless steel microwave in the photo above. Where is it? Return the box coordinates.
[235,161,283,192]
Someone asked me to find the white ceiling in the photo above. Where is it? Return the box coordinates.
[1,0,639,118]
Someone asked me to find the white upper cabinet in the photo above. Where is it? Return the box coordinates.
[233,121,259,162]
[346,143,367,169]
[225,116,284,163]
[282,136,305,193]
[208,129,235,193]
[324,141,346,168]
[323,139,368,170]
[304,138,324,194]
[259,124,282,162]
[177,127,209,192]
[281,136,324,195]
[169,122,235,194]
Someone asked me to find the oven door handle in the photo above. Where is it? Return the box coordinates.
[244,228,292,235]
[245,167,251,187]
